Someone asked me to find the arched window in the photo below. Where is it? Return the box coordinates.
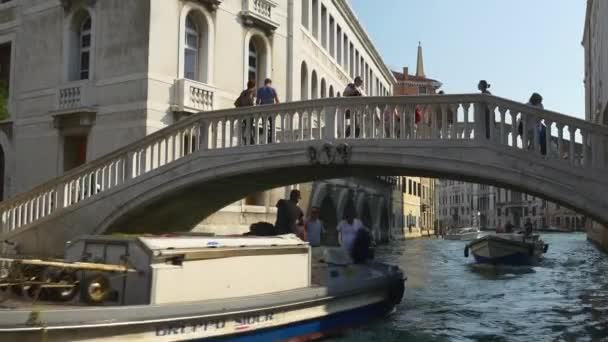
[248,41,258,83]
[245,33,270,87]
[79,16,91,80]
[300,62,309,100]
[320,78,327,98]
[311,71,318,99]
[337,91,341,97]
[184,14,199,80]
[66,9,93,81]
[329,85,334,97]
[180,7,213,84]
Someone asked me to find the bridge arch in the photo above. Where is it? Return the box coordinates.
[89,141,607,238]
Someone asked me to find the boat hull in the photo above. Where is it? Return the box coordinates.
[0,264,405,342]
[467,235,546,266]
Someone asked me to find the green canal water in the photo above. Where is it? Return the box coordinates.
[337,233,608,342]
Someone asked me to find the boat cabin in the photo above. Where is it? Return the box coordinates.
[64,235,311,305]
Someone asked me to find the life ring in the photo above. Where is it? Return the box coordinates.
[464,246,469,258]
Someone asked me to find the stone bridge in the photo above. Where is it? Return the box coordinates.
[1,94,607,256]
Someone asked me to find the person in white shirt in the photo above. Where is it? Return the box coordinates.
[337,204,365,254]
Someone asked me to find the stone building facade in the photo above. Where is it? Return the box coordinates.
[437,180,584,232]
[400,176,434,238]
[583,0,608,126]
[0,0,398,238]
[583,0,608,250]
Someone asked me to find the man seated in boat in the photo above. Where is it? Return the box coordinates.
[524,219,534,238]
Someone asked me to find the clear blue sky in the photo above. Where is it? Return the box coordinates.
[350,0,586,119]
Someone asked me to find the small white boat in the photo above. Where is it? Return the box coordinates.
[465,233,549,266]
[0,234,405,342]
[444,227,483,241]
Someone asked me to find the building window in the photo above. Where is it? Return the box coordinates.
[329,16,335,57]
[184,14,199,80]
[245,34,270,88]
[349,43,354,77]
[354,50,359,78]
[321,5,327,49]
[311,70,318,99]
[336,25,342,65]
[79,16,91,80]
[408,179,412,195]
[0,42,12,121]
[248,41,257,82]
[320,78,326,98]
[300,61,309,100]
[311,0,318,38]
[301,0,309,28]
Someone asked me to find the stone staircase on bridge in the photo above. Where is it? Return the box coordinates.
[0,94,607,254]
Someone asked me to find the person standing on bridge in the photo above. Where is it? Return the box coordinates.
[256,78,279,143]
[256,78,280,105]
[236,80,257,145]
[521,93,547,155]
[478,80,492,140]
[343,77,363,138]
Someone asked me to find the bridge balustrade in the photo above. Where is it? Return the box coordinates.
[1,94,606,234]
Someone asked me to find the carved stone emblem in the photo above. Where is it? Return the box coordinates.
[307,143,352,165]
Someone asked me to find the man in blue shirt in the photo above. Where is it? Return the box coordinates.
[256,78,280,105]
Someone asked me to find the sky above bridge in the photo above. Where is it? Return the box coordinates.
[350,0,585,119]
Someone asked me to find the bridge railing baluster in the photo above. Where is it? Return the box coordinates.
[568,126,576,165]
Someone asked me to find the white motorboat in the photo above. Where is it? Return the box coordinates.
[464,233,549,266]
[0,234,405,342]
[444,227,483,241]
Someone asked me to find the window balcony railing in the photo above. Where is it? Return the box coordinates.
[56,81,95,112]
[240,0,279,32]
[173,78,215,114]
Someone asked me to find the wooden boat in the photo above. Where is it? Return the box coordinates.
[464,233,548,266]
[444,227,483,241]
[0,234,405,341]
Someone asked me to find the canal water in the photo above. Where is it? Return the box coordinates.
[337,233,608,342]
